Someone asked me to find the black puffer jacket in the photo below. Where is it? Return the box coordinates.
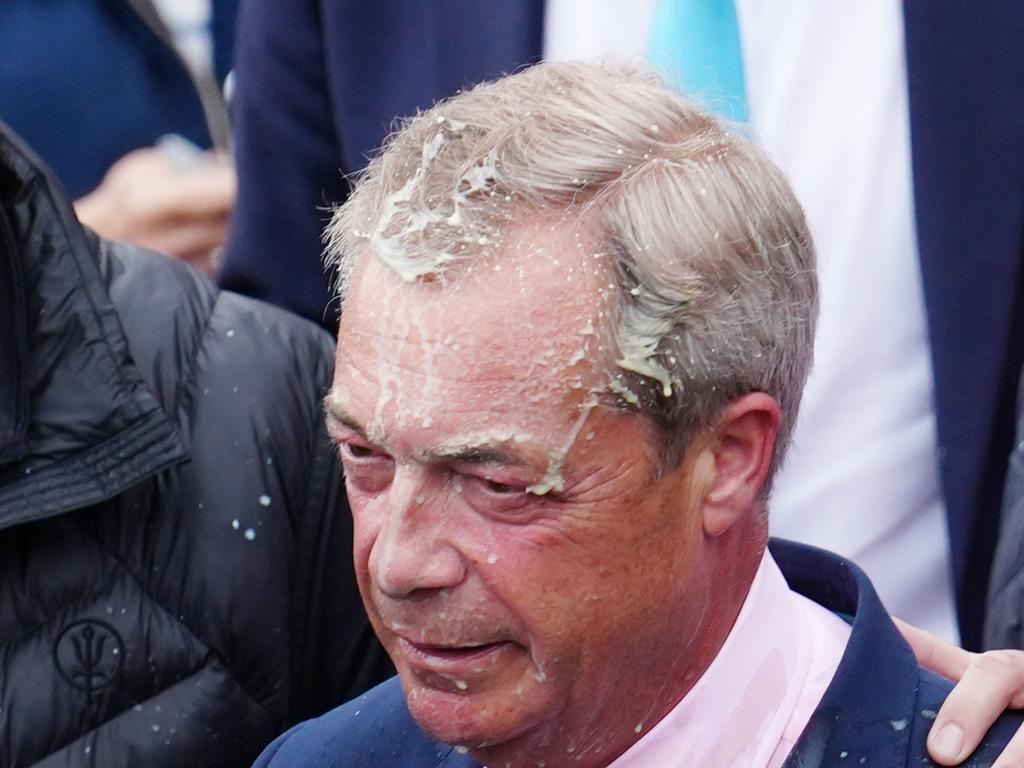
[0,126,391,767]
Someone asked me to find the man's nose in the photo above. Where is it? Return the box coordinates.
[370,468,466,599]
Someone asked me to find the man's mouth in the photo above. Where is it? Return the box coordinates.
[402,638,508,660]
[397,637,517,686]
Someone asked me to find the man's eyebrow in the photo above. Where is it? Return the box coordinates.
[323,394,538,467]
[420,445,524,466]
[322,394,369,439]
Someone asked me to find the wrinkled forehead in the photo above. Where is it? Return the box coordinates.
[344,218,615,362]
[333,218,621,430]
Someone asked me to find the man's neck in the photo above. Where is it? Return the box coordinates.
[471,531,765,768]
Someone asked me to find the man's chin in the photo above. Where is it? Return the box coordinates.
[400,674,550,753]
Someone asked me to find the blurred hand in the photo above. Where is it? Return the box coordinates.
[75,145,236,274]
[896,617,1024,766]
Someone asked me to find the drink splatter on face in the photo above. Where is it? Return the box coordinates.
[325,218,715,766]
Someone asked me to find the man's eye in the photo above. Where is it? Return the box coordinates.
[466,475,531,503]
[481,479,522,495]
[337,442,393,494]
[339,441,386,462]
[345,443,375,459]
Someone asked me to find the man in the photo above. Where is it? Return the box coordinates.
[251,62,1021,768]
[0,123,390,767]
[221,0,1024,652]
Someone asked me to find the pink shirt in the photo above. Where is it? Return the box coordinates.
[608,551,851,768]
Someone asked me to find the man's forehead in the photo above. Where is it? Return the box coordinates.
[355,213,608,301]
[338,216,618,367]
[324,388,549,461]
[327,217,622,454]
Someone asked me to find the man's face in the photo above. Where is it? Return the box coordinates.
[327,224,714,760]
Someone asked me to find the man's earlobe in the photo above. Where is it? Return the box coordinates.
[702,393,781,537]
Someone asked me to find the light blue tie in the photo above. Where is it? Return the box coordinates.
[648,0,749,124]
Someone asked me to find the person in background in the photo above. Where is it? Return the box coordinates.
[219,0,545,327]
[642,0,1024,656]
[0,0,238,272]
[0,123,391,767]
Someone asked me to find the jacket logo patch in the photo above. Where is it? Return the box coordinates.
[54,620,125,696]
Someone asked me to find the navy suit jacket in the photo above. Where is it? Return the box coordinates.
[221,2,1024,649]
[901,3,1024,650]
[251,540,1021,768]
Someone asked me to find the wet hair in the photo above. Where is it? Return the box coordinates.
[324,61,817,485]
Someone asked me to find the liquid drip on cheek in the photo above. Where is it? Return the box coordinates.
[521,300,608,497]
[527,398,597,496]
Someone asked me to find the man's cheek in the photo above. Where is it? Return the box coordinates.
[352,528,389,639]
[350,501,384,579]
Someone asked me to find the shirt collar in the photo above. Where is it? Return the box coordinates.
[608,549,812,768]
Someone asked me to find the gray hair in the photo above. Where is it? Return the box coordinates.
[325,61,817,484]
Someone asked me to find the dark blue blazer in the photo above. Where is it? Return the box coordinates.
[902,3,1024,651]
[221,2,1024,649]
[251,540,1022,768]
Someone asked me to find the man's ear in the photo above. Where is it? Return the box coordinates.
[701,393,781,537]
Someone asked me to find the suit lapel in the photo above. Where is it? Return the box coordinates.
[773,540,917,767]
